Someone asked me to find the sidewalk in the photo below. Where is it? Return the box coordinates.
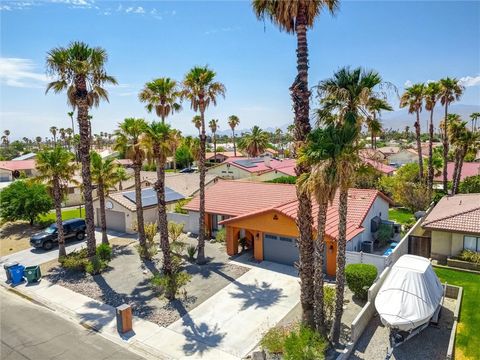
[0,274,240,360]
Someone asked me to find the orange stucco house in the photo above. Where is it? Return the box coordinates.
[184,180,391,276]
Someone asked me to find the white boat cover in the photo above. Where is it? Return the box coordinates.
[375,255,443,331]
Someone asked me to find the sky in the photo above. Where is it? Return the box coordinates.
[1,0,479,140]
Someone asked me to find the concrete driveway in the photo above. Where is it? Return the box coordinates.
[157,257,300,359]
[0,229,127,270]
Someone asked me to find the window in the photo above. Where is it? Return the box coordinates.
[464,236,480,252]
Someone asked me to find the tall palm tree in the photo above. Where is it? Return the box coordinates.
[36,147,77,259]
[424,81,442,197]
[366,97,391,149]
[400,83,425,180]
[35,136,42,149]
[114,118,148,253]
[470,112,480,132]
[438,78,464,192]
[454,129,479,194]
[139,77,182,123]
[46,41,117,257]
[237,126,269,157]
[90,151,121,245]
[252,0,338,328]
[50,126,58,145]
[3,130,10,146]
[209,119,219,161]
[115,166,129,191]
[181,66,226,265]
[170,129,182,172]
[228,115,240,156]
[68,111,75,136]
[192,115,202,135]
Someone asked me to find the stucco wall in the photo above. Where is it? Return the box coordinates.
[359,195,390,244]
[0,169,12,182]
[431,230,452,257]
[168,211,200,234]
[206,163,250,179]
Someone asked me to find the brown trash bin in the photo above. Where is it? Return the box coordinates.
[116,304,132,333]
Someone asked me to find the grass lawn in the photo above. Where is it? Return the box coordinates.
[39,208,85,224]
[434,267,480,359]
[388,207,415,225]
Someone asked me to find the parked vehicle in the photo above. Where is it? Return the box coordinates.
[180,167,195,173]
[30,218,86,250]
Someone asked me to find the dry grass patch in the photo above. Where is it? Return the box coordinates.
[0,221,42,256]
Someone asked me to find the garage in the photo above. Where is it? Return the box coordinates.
[97,209,126,233]
[263,233,299,266]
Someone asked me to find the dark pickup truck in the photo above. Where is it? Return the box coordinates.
[30,218,86,250]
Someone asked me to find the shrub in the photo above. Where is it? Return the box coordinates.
[85,255,107,275]
[214,228,226,243]
[323,285,335,324]
[60,248,88,271]
[96,243,112,261]
[174,199,189,214]
[458,250,480,264]
[376,223,392,247]
[136,222,158,259]
[187,245,196,261]
[260,326,289,354]
[150,269,191,300]
[267,176,297,184]
[283,325,327,360]
[345,264,377,300]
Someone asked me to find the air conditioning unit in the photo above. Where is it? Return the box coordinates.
[362,241,374,253]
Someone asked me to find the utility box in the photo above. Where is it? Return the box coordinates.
[116,304,132,334]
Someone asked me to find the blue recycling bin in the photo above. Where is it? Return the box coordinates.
[9,265,25,286]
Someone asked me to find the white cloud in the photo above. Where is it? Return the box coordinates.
[0,58,49,88]
[125,6,144,14]
[0,5,12,11]
[205,26,241,35]
[404,80,413,87]
[459,75,480,87]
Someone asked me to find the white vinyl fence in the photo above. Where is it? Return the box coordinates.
[166,212,200,234]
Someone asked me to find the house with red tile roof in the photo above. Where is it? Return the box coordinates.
[205,151,240,164]
[184,180,392,276]
[422,194,480,260]
[433,162,480,184]
[206,157,296,181]
[0,160,38,182]
[361,157,396,176]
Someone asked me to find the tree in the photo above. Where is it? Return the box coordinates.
[35,147,77,258]
[115,166,129,191]
[424,81,442,197]
[175,144,194,169]
[139,77,182,123]
[114,118,148,253]
[50,126,58,145]
[192,115,202,135]
[438,78,464,192]
[400,83,425,181]
[470,112,480,132]
[237,126,269,157]
[170,129,182,172]
[0,181,52,226]
[252,0,338,328]
[209,119,219,160]
[90,151,121,245]
[366,97,391,149]
[459,175,480,194]
[143,121,175,279]
[181,66,226,265]
[228,115,240,156]
[46,41,117,257]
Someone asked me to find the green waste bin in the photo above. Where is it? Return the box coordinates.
[24,266,41,283]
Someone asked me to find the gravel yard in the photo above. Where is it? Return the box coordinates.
[46,236,249,327]
[351,298,456,360]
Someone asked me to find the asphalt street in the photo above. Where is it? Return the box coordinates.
[0,287,144,360]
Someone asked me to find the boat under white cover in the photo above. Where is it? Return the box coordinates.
[375,254,444,332]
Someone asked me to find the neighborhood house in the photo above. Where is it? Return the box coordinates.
[184,180,392,276]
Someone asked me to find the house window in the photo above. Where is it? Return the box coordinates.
[464,236,480,252]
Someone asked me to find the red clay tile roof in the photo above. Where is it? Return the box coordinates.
[361,157,395,175]
[422,194,480,234]
[187,180,391,241]
[0,160,36,171]
[216,157,297,176]
[433,162,480,182]
[205,151,238,160]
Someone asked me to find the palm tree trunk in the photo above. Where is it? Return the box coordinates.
[454,149,465,194]
[75,76,96,257]
[232,129,236,157]
[330,188,348,344]
[98,180,109,245]
[414,110,424,180]
[451,150,460,194]
[154,148,172,279]
[53,178,66,259]
[197,106,207,265]
[314,197,329,335]
[213,133,217,161]
[290,2,314,328]
[442,103,449,192]
[428,109,435,198]
[133,161,147,250]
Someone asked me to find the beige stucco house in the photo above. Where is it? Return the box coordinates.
[422,194,480,260]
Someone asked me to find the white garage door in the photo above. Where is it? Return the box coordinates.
[263,233,299,266]
[97,208,126,233]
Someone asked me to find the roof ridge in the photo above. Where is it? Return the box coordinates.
[220,179,296,187]
[423,205,480,226]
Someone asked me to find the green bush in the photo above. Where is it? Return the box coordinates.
[174,199,189,214]
[60,249,88,271]
[260,326,289,354]
[323,285,335,324]
[214,228,226,243]
[283,325,327,360]
[96,243,112,261]
[187,245,196,261]
[85,255,107,275]
[150,271,191,299]
[458,250,480,264]
[345,264,377,300]
[376,223,392,247]
[267,176,297,184]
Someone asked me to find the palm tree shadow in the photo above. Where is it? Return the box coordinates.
[228,280,285,310]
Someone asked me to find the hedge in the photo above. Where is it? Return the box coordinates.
[345,263,377,300]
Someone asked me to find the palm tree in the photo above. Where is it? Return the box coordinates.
[470,112,480,132]
[3,130,10,146]
[36,147,77,259]
[366,118,382,149]
[192,115,202,135]
[252,0,338,328]
[50,126,58,145]
[68,111,75,135]
[90,151,121,245]
[228,115,240,156]
[209,119,219,161]
[454,129,479,194]
[139,77,182,124]
[114,118,148,253]
[400,83,425,180]
[181,66,226,265]
[366,97,391,149]
[115,166,129,191]
[424,81,442,196]
[170,129,182,172]
[46,41,117,257]
[35,136,42,149]
[143,122,174,285]
[438,78,464,192]
[237,126,269,157]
